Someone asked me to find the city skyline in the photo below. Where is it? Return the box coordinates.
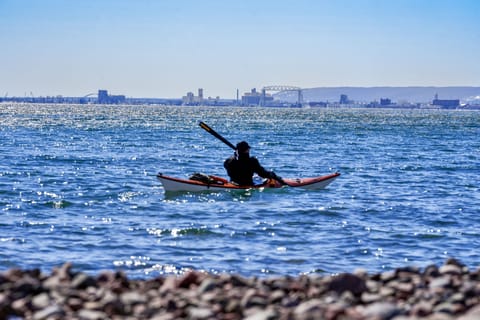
[1,0,479,99]
[3,86,480,110]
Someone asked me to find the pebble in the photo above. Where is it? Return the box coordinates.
[1,259,480,319]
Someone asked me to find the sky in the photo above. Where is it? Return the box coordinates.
[1,0,479,99]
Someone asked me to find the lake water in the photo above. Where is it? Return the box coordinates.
[1,104,479,278]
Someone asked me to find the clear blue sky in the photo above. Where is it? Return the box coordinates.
[1,0,479,98]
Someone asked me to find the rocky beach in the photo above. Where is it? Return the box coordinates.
[1,258,480,320]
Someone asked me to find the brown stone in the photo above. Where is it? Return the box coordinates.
[178,271,200,288]
[327,273,367,296]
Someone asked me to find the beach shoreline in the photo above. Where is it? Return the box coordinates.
[1,258,479,319]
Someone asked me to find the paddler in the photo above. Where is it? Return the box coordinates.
[224,141,286,186]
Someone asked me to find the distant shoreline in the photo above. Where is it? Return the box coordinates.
[2,86,480,109]
[2,101,480,110]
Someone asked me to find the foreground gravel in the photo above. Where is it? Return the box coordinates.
[1,258,480,320]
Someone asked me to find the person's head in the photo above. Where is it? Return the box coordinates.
[236,141,250,154]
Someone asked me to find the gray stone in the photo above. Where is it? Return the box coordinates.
[380,286,396,297]
[225,298,241,313]
[449,292,465,303]
[150,312,177,320]
[33,304,65,320]
[120,291,147,305]
[433,302,464,314]
[361,292,382,304]
[197,278,217,293]
[429,276,451,289]
[244,307,279,320]
[439,264,462,276]
[268,289,285,303]
[159,276,177,293]
[72,273,97,289]
[381,270,397,282]
[294,299,324,315]
[77,309,108,320]
[42,274,61,290]
[55,262,73,281]
[362,302,403,319]
[187,306,214,319]
[424,313,455,320]
[11,297,28,313]
[32,292,51,310]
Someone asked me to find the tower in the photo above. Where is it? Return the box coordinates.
[98,90,109,104]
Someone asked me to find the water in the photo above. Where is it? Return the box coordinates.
[1,104,479,278]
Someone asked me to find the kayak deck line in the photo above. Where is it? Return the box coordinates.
[157,172,340,192]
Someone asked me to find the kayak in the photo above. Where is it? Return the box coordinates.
[157,172,340,192]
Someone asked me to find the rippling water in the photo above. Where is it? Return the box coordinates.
[1,104,479,278]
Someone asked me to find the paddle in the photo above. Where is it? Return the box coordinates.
[199,121,236,150]
[198,121,289,186]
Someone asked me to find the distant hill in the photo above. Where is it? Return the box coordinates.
[275,87,480,103]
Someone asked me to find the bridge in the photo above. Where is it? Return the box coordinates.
[261,85,303,106]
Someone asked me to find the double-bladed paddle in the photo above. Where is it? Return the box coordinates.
[199,121,289,186]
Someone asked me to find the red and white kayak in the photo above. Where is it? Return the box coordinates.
[157,172,340,192]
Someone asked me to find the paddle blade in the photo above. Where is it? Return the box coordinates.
[199,121,236,150]
[199,121,211,132]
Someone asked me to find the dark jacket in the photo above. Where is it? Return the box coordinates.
[224,154,276,186]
